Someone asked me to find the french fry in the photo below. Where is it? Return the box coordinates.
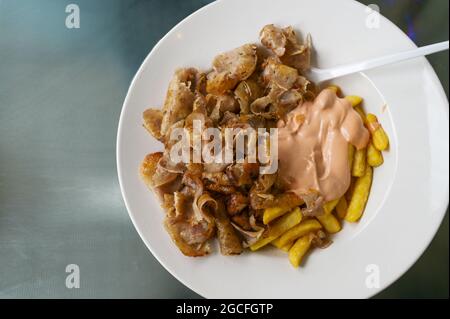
[327,85,341,95]
[367,142,384,167]
[354,105,367,123]
[366,113,389,151]
[345,95,363,107]
[345,166,373,223]
[263,193,304,225]
[335,196,348,219]
[350,105,367,177]
[274,219,322,248]
[323,198,340,215]
[345,177,357,202]
[289,235,312,268]
[317,213,341,234]
[271,236,285,249]
[250,208,302,251]
[352,147,367,177]
[348,144,355,170]
[263,206,289,225]
[272,240,293,252]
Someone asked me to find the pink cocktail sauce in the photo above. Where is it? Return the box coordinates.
[278,89,370,202]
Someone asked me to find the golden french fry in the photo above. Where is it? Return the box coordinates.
[272,240,293,252]
[335,196,348,219]
[249,237,274,252]
[345,95,363,107]
[281,243,293,252]
[348,144,355,170]
[317,213,341,234]
[323,198,340,215]
[289,235,312,268]
[345,177,356,202]
[354,105,367,123]
[271,236,285,249]
[366,113,389,151]
[263,194,304,225]
[274,219,322,248]
[327,85,341,95]
[250,208,302,251]
[367,142,384,167]
[352,147,367,177]
[263,206,289,225]
[345,166,373,223]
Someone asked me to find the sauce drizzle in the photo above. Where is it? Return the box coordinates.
[278,89,369,202]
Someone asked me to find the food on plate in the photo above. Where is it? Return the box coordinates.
[366,113,390,151]
[345,166,374,223]
[272,219,322,248]
[352,147,367,177]
[317,213,341,234]
[345,95,363,107]
[335,197,349,219]
[367,142,384,167]
[288,234,313,267]
[250,207,303,251]
[139,24,390,267]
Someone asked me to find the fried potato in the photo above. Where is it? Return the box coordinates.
[317,213,341,234]
[263,206,289,225]
[348,144,355,170]
[272,240,293,252]
[335,196,348,219]
[345,177,356,202]
[352,147,367,177]
[288,235,312,268]
[345,166,373,223]
[345,95,363,107]
[274,219,322,248]
[261,193,304,224]
[367,141,384,167]
[271,235,285,249]
[349,105,368,177]
[354,105,367,123]
[326,85,341,95]
[323,198,340,215]
[366,113,389,151]
[250,208,302,251]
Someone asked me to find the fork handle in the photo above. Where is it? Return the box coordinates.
[313,40,449,82]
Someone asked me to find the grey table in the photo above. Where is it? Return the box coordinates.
[0,0,448,298]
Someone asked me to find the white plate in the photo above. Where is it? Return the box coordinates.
[117,0,449,298]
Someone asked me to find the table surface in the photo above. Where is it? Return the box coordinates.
[0,0,448,298]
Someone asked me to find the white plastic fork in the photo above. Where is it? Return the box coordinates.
[306,40,449,83]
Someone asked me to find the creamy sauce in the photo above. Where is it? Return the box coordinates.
[278,89,369,202]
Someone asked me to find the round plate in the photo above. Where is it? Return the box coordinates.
[117,0,449,298]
